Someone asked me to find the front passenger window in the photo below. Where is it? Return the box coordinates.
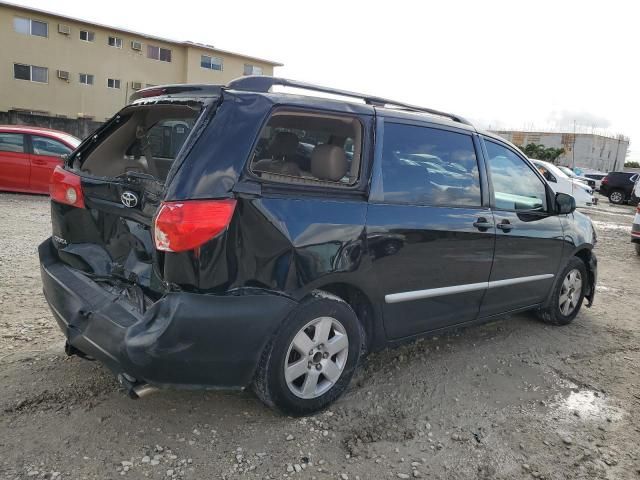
[485,140,547,211]
[31,136,72,157]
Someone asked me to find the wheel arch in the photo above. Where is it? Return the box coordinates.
[312,282,381,352]
[570,245,597,306]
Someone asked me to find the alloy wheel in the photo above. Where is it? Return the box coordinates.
[610,191,623,203]
[559,269,583,316]
[284,316,349,399]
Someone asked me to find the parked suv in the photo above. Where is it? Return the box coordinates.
[39,77,597,414]
[582,172,607,192]
[600,171,639,204]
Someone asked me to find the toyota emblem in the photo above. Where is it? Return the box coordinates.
[121,191,139,208]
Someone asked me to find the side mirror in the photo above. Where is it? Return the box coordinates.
[555,192,576,214]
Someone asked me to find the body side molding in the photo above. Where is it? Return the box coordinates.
[385,274,555,304]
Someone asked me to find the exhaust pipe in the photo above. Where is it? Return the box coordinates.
[132,384,159,399]
[117,373,159,399]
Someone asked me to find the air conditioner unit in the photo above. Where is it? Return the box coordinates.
[131,81,142,90]
[131,40,142,51]
[58,24,71,35]
[57,70,70,81]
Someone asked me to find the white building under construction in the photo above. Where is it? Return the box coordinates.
[491,130,629,172]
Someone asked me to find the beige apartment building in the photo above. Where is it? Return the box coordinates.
[0,2,282,121]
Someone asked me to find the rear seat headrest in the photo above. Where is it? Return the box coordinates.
[311,144,347,182]
[269,131,299,157]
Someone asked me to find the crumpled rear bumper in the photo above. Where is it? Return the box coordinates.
[39,238,297,390]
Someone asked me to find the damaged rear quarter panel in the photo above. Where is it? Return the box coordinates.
[173,196,374,296]
[227,197,372,297]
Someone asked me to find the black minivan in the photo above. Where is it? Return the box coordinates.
[40,77,597,414]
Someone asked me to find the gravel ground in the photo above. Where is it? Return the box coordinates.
[1,192,639,480]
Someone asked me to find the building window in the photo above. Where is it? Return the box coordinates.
[243,64,263,76]
[108,36,123,48]
[80,30,95,42]
[79,73,94,85]
[147,45,171,62]
[201,55,223,71]
[14,63,48,83]
[14,17,48,37]
[107,78,121,89]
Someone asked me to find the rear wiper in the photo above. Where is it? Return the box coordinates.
[116,172,164,198]
[117,171,160,183]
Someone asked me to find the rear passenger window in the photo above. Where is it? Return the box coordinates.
[250,111,362,186]
[0,133,25,153]
[380,123,481,206]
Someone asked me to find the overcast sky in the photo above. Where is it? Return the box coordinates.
[11,0,640,162]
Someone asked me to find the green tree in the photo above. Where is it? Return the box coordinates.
[522,143,545,159]
[625,160,640,168]
[541,147,565,163]
[517,143,564,163]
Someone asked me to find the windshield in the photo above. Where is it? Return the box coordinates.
[58,134,81,149]
[558,166,578,178]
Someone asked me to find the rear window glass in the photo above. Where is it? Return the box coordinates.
[78,103,201,182]
[249,111,362,187]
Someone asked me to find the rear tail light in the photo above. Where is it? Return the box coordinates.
[636,205,640,214]
[50,165,85,208]
[153,199,237,252]
[601,176,609,184]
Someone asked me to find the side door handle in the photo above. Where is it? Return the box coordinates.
[473,217,494,232]
[496,220,514,232]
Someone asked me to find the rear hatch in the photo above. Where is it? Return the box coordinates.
[49,86,222,305]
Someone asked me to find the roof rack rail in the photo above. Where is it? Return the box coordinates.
[226,76,473,126]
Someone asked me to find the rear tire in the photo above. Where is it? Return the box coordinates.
[608,189,624,204]
[253,291,364,415]
[537,257,587,326]
[635,243,640,256]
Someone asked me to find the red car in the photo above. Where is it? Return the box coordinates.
[0,126,81,194]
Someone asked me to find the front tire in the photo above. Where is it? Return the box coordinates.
[253,291,364,415]
[537,257,587,325]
